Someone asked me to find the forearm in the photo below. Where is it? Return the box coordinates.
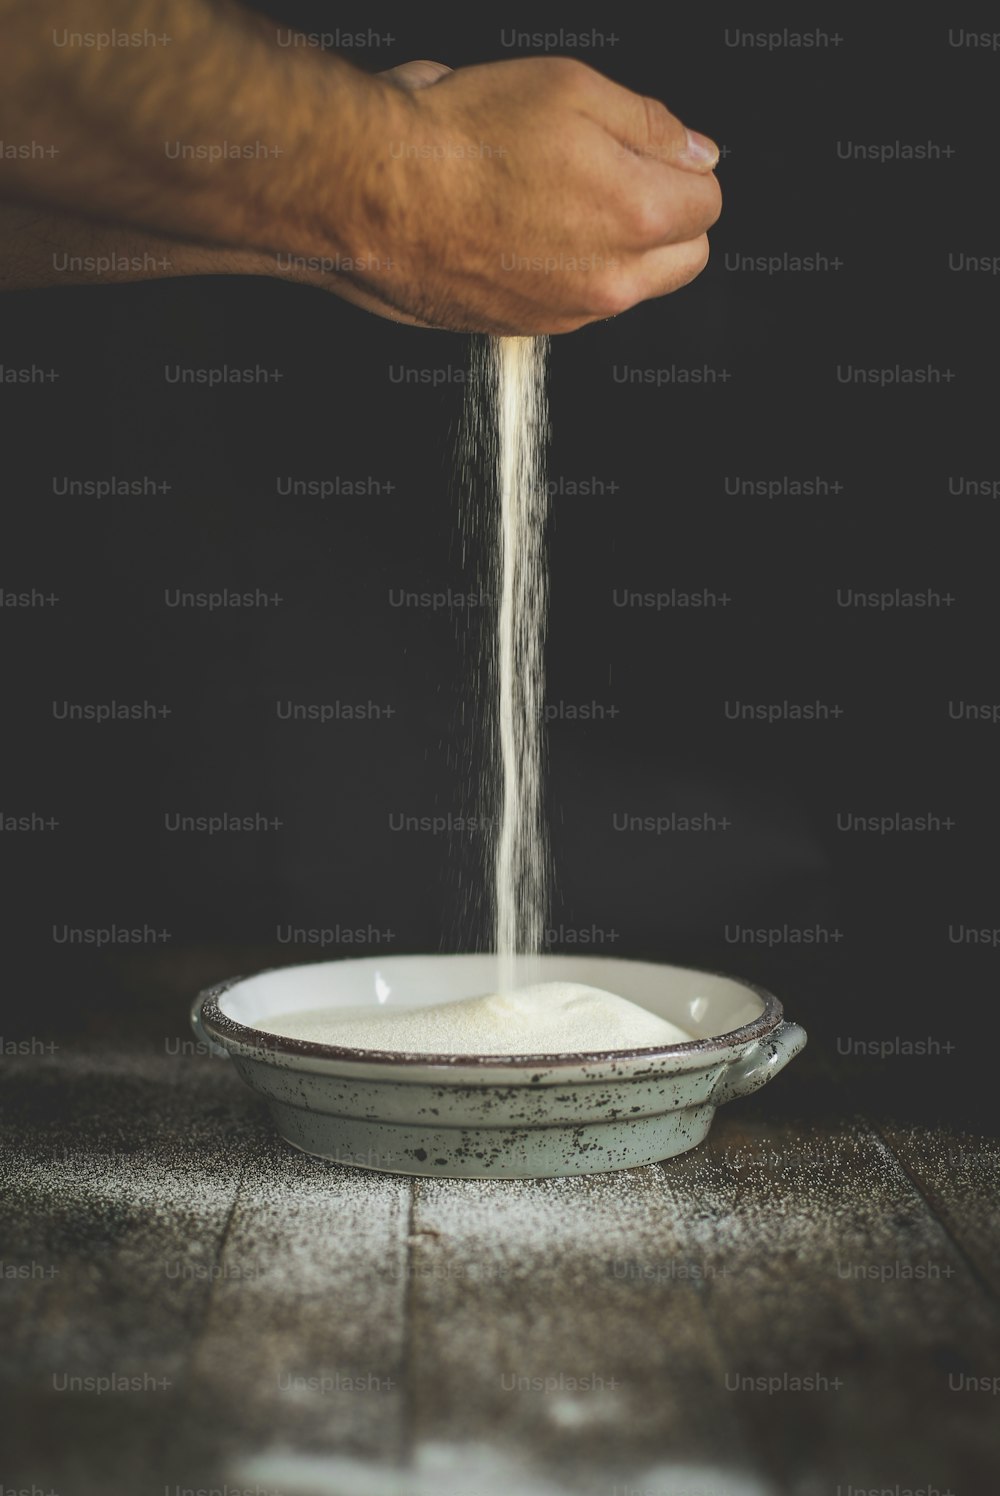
[0,0,396,259]
[0,201,281,288]
[0,10,721,332]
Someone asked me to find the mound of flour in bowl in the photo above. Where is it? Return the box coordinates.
[258,981,693,1056]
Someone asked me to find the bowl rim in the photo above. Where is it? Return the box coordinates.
[194,953,785,1071]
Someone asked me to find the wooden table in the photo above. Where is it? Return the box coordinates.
[2,951,998,1495]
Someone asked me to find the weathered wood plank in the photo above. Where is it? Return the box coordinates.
[875,1120,1000,1295]
[405,1162,764,1494]
[0,1045,252,1495]
[799,1008,1000,1302]
[405,1046,1000,1495]
[179,1128,411,1483]
[3,1014,998,1496]
[649,1056,1000,1494]
[0,1043,412,1495]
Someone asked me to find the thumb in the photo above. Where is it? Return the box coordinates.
[595,77,719,173]
[379,59,452,91]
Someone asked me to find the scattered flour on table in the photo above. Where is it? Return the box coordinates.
[256,981,693,1055]
[238,1445,776,1496]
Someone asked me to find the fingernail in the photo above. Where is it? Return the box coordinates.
[680,129,719,168]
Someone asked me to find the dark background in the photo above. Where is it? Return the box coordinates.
[2,8,995,1115]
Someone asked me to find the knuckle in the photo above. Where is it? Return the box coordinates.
[626,191,672,243]
[589,269,639,318]
[661,180,723,244]
[545,56,597,92]
[692,234,712,271]
[700,174,724,229]
[677,235,711,284]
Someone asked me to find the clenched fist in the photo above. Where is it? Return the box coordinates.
[340,57,721,332]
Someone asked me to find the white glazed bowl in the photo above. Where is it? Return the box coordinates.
[191,953,806,1179]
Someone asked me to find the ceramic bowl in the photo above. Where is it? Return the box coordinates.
[191,953,806,1179]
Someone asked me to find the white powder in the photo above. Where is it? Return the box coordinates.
[483,336,550,994]
[258,982,692,1056]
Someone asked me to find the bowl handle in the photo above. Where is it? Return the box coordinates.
[712,1020,807,1105]
[190,987,231,1059]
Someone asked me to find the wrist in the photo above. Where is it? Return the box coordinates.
[273,70,420,271]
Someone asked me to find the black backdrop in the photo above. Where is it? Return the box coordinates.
[2,7,996,1116]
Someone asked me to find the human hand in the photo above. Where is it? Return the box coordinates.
[0,43,719,337]
[336,56,721,333]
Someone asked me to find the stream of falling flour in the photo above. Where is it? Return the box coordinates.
[489,336,550,993]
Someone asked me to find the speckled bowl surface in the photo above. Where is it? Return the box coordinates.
[191,953,806,1179]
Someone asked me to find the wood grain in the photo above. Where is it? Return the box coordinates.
[1,988,998,1496]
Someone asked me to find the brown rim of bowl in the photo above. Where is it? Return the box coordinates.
[193,958,785,1070]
